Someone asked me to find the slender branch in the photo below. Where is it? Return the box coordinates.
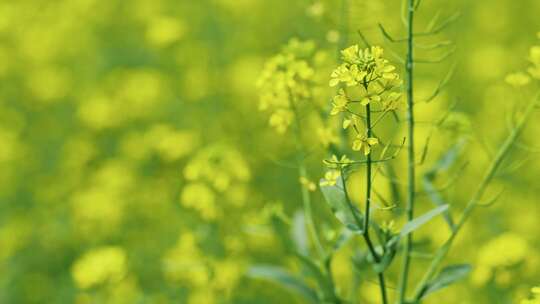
[412,94,539,300]
[397,0,416,302]
[364,103,373,234]
[340,168,364,231]
[289,93,325,259]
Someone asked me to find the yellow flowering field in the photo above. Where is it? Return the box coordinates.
[1,0,540,303]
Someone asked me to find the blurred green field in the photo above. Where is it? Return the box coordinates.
[1,0,540,303]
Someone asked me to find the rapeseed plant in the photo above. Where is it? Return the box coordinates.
[253,1,540,303]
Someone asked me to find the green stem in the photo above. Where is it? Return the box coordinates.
[339,102,387,304]
[288,92,325,259]
[364,103,373,233]
[412,94,539,300]
[365,102,389,304]
[324,255,342,304]
[398,0,416,302]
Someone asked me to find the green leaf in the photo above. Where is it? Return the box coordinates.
[332,228,353,251]
[320,178,363,232]
[400,205,449,237]
[294,253,336,301]
[247,265,318,303]
[427,139,465,172]
[269,212,295,253]
[420,264,472,297]
[423,140,465,230]
[372,235,400,273]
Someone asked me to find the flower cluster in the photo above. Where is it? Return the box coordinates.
[256,39,317,133]
[162,232,244,304]
[329,45,402,154]
[329,45,400,89]
[180,145,251,220]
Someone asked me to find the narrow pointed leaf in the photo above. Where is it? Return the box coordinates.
[421,264,472,297]
[423,141,465,230]
[247,265,318,303]
[320,178,363,232]
[295,253,335,300]
[400,205,449,237]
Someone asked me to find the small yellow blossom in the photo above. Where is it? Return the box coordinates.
[323,154,353,169]
[359,84,382,105]
[299,176,317,191]
[352,134,379,155]
[341,45,360,63]
[342,115,360,130]
[330,64,364,87]
[320,170,341,186]
[330,89,349,115]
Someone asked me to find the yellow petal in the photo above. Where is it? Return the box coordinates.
[363,145,371,155]
[360,97,370,106]
[352,140,362,151]
[343,119,351,129]
[367,138,379,146]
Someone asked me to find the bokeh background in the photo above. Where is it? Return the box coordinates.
[1,0,539,303]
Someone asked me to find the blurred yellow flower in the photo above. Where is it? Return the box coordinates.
[162,232,210,287]
[180,183,219,220]
[505,72,531,87]
[269,109,293,134]
[71,246,127,289]
[146,17,186,47]
[299,176,317,191]
[320,169,341,187]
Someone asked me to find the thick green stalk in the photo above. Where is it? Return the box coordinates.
[412,94,539,300]
[398,0,416,302]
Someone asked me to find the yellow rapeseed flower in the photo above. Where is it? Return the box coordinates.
[352,134,379,155]
[320,170,341,186]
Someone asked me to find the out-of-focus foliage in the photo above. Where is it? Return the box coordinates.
[0,0,539,303]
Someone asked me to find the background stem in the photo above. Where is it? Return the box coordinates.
[412,94,539,300]
[289,93,326,259]
[398,0,416,302]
